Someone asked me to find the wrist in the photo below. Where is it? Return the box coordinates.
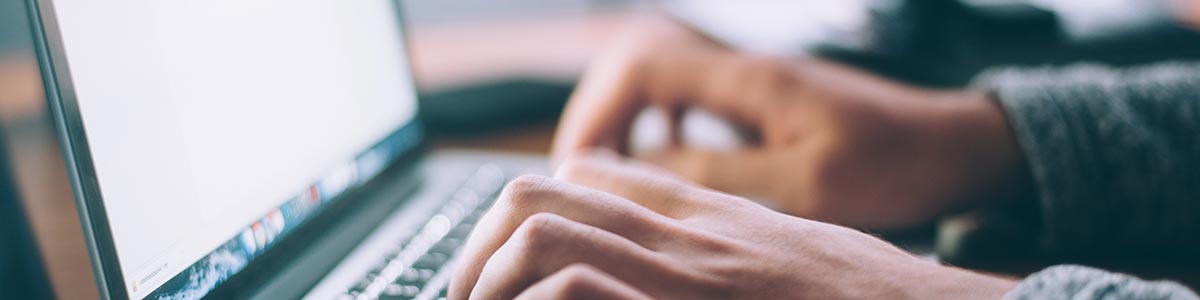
[1174,0,1200,29]
[931,91,1034,211]
[914,264,1020,300]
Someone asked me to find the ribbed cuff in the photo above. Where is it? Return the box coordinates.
[970,65,1119,255]
[1007,265,1199,300]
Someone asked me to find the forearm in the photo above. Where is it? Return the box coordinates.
[926,90,1036,213]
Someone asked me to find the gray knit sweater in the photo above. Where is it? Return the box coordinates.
[974,62,1200,299]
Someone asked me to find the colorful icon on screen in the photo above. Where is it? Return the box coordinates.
[267,210,285,236]
[252,222,266,249]
[240,229,257,255]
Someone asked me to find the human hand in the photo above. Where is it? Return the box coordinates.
[1176,0,1200,28]
[552,17,1029,230]
[448,153,1017,300]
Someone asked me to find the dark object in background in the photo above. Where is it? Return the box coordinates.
[817,0,1200,87]
[419,78,574,136]
[0,128,55,300]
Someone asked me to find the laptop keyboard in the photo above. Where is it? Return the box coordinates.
[339,165,509,300]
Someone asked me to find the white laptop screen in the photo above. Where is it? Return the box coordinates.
[46,0,419,299]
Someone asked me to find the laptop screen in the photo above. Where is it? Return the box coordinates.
[43,1,420,299]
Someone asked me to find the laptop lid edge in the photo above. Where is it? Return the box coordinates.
[26,0,130,299]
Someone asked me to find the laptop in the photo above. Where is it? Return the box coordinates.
[26,0,545,299]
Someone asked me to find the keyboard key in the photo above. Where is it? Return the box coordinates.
[351,275,374,292]
[413,252,449,270]
[416,269,436,282]
[450,223,474,237]
[430,238,463,254]
[397,268,420,283]
[347,166,511,300]
[380,283,420,299]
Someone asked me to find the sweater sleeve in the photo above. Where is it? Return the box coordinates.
[972,62,1200,259]
[1007,265,1199,300]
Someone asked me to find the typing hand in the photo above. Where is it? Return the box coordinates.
[551,16,1028,230]
[1177,0,1200,28]
[447,152,1016,300]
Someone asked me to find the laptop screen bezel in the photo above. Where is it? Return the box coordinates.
[24,0,426,299]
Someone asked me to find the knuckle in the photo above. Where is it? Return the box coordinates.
[741,56,794,90]
[604,34,662,74]
[707,57,785,108]
[514,213,570,255]
[617,28,666,56]
[560,263,599,279]
[553,156,603,183]
[555,264,600,297]
[611,51,652,80]
[498,175,557,211]
[552,158,587,182]
[506,174,551,192]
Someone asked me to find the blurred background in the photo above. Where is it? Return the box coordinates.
[2,0,1199,298]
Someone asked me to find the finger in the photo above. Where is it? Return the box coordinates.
[551,49,644,162]
[551,38,788,165]
[449,176,681,300]
[556,148,779,206]
[639,148,785,204]
[514,264,654,300]
[471,214,682,300]
[554,150,718,215]
[642,54,785,127]
[549,17,710,164]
